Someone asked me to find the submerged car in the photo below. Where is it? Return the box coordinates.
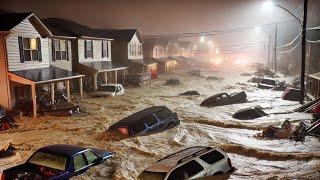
[233,106,268,120]
[257,78,276,89]
[108,106,180,137]
[200,91,247,107]
[2,144,113,180]
[98,83,124,96]
[138,146,233,180]
[282,87,301,101]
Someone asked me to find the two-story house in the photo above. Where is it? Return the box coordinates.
[43,18,127,92]
[0,13,84,117]
[98,29,157,75]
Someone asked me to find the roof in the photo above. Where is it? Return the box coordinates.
[11,66,83,84]
[43,18,108,39]
[0,12,31,31]
[309,72,320,80]
[37,144,87,157]
[80,61,127,72]
[129,59,157,66]
[145,146,212,173]
[109,106,169,129]
[97,29,141,42]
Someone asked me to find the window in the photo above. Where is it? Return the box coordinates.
[73,154,87,171]
[199,150,225,164]
[28,152,66,171]
[20,37,41,62]
[85,40,93,58]
[168,160,204,180]
[145,115,158,126]
[102,41,109,58]
[156,108,172,120]
[53,40,68,61]
[84,150,98,165]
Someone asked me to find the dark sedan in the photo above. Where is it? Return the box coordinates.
[200,91,247,107]
[2,144,113,180]
[108,106,180,137]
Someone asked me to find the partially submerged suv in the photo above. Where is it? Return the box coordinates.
[138,146,233,180]
[108,106,180,137]
[98,83,124,96]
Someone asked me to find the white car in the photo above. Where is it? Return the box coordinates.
[138,146,233,180]
[99,84,124,96]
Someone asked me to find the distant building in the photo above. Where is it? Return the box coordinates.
[0,13,84,117]
[43,18,127,92]
[98,29,157,75]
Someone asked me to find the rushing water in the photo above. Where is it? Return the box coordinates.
[0,64,319,179]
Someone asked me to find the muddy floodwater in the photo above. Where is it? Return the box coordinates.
[0,64,319,179]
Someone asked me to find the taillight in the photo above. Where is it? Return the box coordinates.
[227,158,232,168]
[118,127,128,135]
[1,173,5,180]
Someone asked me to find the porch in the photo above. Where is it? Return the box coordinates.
[77,61,127,91]
[8,66,84,117]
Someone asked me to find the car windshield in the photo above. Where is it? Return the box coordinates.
[261,79,275,85]
[138,171,167,180]
[104,86,116,92]
[28,151,67,171]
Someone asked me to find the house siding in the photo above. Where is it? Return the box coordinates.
[6,18,50,71]
[78,39,111,62]
[49,39,73,71]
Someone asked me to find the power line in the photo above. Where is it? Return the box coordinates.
[276,31,302,48]
[278,40,302,54]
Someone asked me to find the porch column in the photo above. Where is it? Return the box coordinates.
[65,80,71,102]
[104,72,108,84]
[93,73,98,91]
[51,83,55,105]
[79,77,83,99]
[31,84,37,118]
[123,69,126,84]
[115,70,118,84]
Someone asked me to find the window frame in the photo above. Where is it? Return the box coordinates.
[22,37,40,62]
[102,40,109,58]
[53,39,68,61]
[85,40,93,59]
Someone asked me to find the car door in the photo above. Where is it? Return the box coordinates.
[145,114,160,131]
[73,153,90,176]
[198,150,227,176]
[167,160,204,180]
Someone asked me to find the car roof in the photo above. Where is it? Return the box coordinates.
[37,144,87,157]
[144,146,213,173]
[102,83,122,86]
[109,106,170,128]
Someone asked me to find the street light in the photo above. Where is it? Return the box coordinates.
[263,0,308,104]
[200,36,205,43]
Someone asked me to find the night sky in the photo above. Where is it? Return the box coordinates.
[0,0,301,36]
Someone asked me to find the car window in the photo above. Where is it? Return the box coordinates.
[199,150,225,164]
[145,115,158,126]
[104,86,116,92]
[221,94,228,98]
[73,154,87,172]
[131,123,147,134]
[28,152,67,171]
[84,150,98,165]
[155,108,172,120]
[168,160,204,180]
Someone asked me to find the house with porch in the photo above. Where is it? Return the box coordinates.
[0,13,84,117]
[43,18,127,92]
[98,29,157,75]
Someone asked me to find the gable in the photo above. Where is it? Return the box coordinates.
[129,33,142,44]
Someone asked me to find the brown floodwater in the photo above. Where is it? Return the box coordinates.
[0,64,319,179]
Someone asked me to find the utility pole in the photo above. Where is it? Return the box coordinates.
[300,0,309,104]
[274,23,278,74]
